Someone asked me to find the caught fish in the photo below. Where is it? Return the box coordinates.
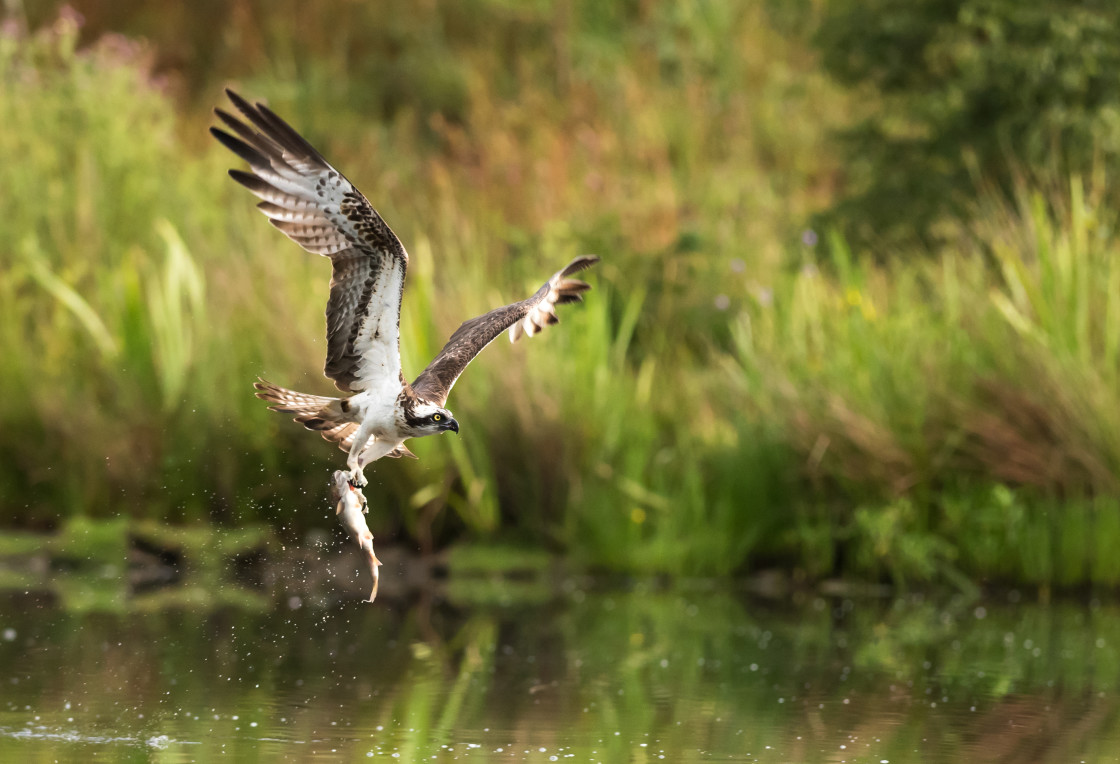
[331,470,382,602]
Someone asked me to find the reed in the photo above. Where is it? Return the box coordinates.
[6,6,1120,585]
[728,173,1120,586]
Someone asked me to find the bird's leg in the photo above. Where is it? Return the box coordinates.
[351,439,400,494]
[347,423,376,487]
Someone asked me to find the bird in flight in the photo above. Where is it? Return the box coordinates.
[211,90,599,486]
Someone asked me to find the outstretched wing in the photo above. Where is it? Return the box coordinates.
[411,256,599,406]
[210,89,407,393]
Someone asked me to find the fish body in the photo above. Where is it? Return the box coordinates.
[331,470,382,602]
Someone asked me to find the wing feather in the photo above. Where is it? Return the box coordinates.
[410,256,599,406]
[212,89,408,393]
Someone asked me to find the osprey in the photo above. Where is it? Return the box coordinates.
[211,90,598,486]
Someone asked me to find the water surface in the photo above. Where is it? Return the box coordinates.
[1,578,1119,762]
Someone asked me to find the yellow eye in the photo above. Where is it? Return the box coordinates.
[433,413,443,422]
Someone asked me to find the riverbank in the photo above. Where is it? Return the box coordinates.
[11,517,1120,616]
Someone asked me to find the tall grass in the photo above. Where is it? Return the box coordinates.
[729,173,1120,586]
[0,16,328,525]
[6,5,1120,585]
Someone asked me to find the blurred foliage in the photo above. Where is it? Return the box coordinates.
[814,0,1120,249]
[732,173,1120,587]
[3,2,843,578]
[4,3,1120,587]
[0,13,295,528]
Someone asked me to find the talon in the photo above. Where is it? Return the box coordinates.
[349,469,367,488]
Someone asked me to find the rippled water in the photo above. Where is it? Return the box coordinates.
[1,577,1119,763]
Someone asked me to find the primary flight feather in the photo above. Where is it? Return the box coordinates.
[211,90,599,486]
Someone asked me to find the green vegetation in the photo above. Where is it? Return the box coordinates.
[4,2,1120,587]
[735,173,1120,587]
[814,0,1120,249]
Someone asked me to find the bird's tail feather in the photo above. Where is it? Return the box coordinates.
[254,378,355,449]
[253,379,419,458]
[254,378,338,416]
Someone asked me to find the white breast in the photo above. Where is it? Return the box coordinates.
[352,384,404,438]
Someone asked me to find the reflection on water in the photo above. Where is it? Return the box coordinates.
[1,580,1119,763]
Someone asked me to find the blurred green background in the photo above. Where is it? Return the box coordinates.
[4,0,1120,586]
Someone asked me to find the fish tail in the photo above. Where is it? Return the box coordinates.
[366,549,382,603]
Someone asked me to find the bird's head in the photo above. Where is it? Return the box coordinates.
[404,402,459,437]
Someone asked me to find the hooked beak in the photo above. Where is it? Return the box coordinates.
[443,417,459,434]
